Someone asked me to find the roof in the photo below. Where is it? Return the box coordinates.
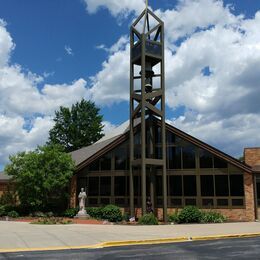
[0,171,10,181]
[71,118,253,173]
[252,165,260,173]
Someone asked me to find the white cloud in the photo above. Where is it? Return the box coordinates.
[0,19,15,68]
[83,0,146,18]
[96,35,129,54]
[86,0,260,156]
[65,45,74,56]
[0,21,91,167]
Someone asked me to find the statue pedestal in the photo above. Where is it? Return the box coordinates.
[74,210,90,219]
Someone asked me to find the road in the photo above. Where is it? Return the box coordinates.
[0,236,260,260]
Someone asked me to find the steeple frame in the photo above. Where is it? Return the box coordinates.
[129,6,167,221]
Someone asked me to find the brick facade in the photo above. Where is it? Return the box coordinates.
[69,175,77,208]
[244,148,260,167]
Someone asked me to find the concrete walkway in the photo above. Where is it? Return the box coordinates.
[0,221,260,252]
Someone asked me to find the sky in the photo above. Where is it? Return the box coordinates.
[0,0,260,170]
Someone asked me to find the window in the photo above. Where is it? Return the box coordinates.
[100,154,111,171]
[169,175,182,196]
[214,157,228,168]
[134,176,141,196]
[115,176,126,196]
[182,146,196,169]
[166,132,175,145]
[89,160,99,171]
[115,147,127,170]
[200,175,214,196]
[100,177,111,196]
[230,175,244,196]
[156,175,162,196]
[88,177,99,196]
[183,175,197,196]
[215,175,229,196]
[200,150,213,168]
[167,147,181,169]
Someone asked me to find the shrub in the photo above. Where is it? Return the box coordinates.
[101,205,122,222]
[201,211,226,223]
[168,212,179,223]
[178,206,202,223]
[138,213,158,225]
[87,207,103,219]
[122,212,130,222]
[7,210,19,218]
[0,205,6,217]
[63,208,78,218]
[31,217,72,225]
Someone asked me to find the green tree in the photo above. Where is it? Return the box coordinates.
[5,144,75,212]
[48,99,104,152]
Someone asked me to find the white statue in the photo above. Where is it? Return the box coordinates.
[75,187,89,219]
[78,188,87,212]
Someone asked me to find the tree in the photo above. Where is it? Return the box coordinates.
[48,99,104,152]
[5,144,75,212]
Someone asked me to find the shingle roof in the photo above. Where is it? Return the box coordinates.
[70,135,122,166]
[0,171,10,181]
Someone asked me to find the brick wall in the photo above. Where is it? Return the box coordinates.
[244,147,260,166]
[69,175,77,208]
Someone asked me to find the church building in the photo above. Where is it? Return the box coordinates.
[69,6,260,222]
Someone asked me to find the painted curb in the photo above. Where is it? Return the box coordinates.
[0,233,260,253]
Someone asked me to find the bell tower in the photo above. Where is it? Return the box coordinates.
[129,2,167,221]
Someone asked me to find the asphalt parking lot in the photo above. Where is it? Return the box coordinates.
[1,236,260,260]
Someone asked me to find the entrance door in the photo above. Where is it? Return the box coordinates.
[256,176,260,220]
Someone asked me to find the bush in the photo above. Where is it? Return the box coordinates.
[31,217,72,225]
[87,207,103,219]
[7,210,19,218]
[138,213,158,225]
[168,212,179,223]
[201,211,226,223]
[178,206,202,223]
[101,205,122,222]
[63,208,78,218]
[122,212,130,222]
[0,205,6,217]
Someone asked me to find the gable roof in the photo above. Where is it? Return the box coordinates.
[0,171,10,181]
[71,119,253,173]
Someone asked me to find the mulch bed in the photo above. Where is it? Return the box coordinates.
[1,217,105,224]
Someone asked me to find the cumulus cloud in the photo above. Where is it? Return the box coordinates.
[83,0,146,18]
[86,0,260,156]
[0,21,91,166]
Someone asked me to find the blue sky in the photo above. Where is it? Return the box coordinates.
[0,0,260,170]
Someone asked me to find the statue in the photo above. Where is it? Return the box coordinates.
[75,188,89,219]
[146,196,153,214]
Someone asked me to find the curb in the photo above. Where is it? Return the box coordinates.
[0,233,260,253]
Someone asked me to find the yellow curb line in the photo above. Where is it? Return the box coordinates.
[1,233,260,253]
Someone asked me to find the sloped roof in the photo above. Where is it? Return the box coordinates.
[71,118,253,173]
[0,171,10,181]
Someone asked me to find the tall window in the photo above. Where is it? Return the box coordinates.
[183,175,197,196]
[200,150,213,168]
[200,175,214,196]
[114,176,126,196]
[88,177,99,196]
[182,146,196,169]
[100,153,111,171]
[100,177,111,196]
[115,146,127,170]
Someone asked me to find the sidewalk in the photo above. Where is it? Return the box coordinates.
[0,221,260,252]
